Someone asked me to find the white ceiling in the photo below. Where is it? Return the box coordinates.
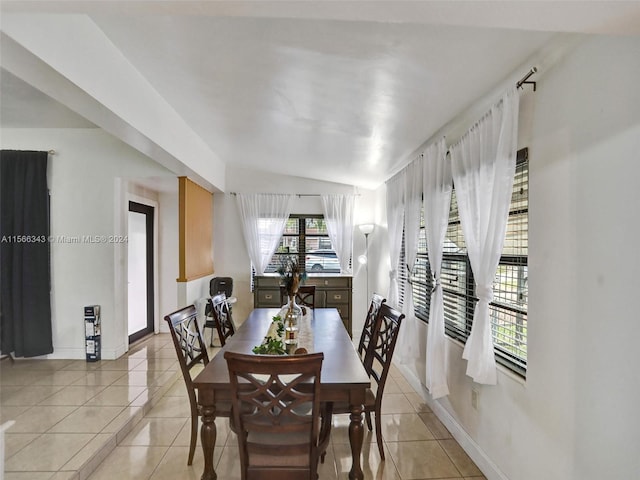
[2,1,639,190]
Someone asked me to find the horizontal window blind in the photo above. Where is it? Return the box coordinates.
[403,148,528,376]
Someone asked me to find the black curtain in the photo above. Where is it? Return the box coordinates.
[0,150,53,357]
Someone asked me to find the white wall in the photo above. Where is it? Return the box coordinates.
[528,35,640,480]
[1,128,179,359]
[370,35,640,480]
[1,129,378,356]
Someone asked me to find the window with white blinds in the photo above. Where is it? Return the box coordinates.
[398,148,528,376]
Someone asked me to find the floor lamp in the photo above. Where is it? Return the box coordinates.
[358,223,375,301]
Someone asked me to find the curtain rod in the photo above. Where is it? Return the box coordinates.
[48,150,56,155]
[229,192,359,197]
[516,67,537,91]
[438,66,537,158]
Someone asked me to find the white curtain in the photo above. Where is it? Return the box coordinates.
[235,193,294,275]
[423,138,452,398]
[396,158,422,365]
[385,170,405,307]
[320,194,355,273]
[450,87,519,384]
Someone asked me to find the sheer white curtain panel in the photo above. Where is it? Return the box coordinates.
[235,193,294,275]
[320,194,355,274]
[423,138,452,398]
[450,87,519,385]
[396,159,422,365]
[385,171,405,308]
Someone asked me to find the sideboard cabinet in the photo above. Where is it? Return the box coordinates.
[253,275,353,336]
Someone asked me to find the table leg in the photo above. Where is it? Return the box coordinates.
[200,404,217,480]
[348,404,365,480]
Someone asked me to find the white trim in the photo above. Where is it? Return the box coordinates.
[126,192,160,346]
[114,178,128,355]
[395,361,509,480]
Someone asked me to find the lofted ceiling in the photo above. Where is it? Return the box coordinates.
[1,1,639,191]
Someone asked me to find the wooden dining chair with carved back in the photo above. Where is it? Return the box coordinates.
[164,305,222,465]
[280,285,316,309]
[204,277,234,346]
[210,293,236,347]
[357,293,386,364]
[327,303,404,461]
[225,351,330,480]
[363,303,404,459]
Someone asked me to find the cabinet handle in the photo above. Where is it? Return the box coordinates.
[265,294,272,300]
[333,294,342,300]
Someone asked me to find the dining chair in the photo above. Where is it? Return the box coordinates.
[224,351,329,480]
[204,277,234,345]
[357,293,386,364]
[280,285,316,309]
[329,303,404,461]
[164,305,216,465]
[209,292,236,347]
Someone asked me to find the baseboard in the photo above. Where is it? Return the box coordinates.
[395,362,509,480]
[33,348,86,360]
[16,346,128,361]
[112,343,127,359]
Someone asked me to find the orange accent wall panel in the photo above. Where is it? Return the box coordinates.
[178,176,214,281]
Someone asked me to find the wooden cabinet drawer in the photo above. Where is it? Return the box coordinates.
[325,290,349,305]
[256,289,281,307]
[310,277,351,288]
[254,276,280,288]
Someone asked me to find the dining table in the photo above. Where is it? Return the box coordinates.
[193,307,371,480]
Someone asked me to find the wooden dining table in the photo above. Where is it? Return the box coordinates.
[193,307,371,480]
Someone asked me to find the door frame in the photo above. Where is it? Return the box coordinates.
[126,194,159,347]
[128,201,155,344]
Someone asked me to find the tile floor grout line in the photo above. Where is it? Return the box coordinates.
[1,335,179,479]
[2,334,485,480]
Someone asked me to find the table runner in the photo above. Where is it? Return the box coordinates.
[258,306,315,354]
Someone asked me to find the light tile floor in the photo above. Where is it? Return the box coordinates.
[1,334,486,480]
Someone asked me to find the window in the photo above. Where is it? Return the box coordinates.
[264,215,340,274]
[401,148,528,376]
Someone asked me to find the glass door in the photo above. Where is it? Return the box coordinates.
[128,202,154,343]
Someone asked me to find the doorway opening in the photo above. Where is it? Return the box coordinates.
[128,201,154,344]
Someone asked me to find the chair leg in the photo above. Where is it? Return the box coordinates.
[319,403,333,464]
[188,411,198,465]
[374,410,385,461]
[365,410,373,431]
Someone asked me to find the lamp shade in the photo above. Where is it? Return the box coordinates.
[358,223,375,235]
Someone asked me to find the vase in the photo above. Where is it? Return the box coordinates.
[284,294,302,345]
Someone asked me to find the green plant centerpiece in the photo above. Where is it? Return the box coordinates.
[277,255,306,345]
[252,315,286,355]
